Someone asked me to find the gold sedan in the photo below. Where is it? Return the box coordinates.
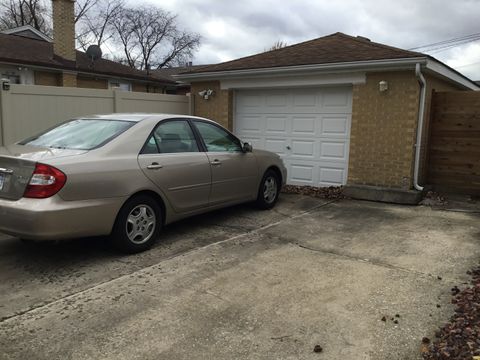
[0,114,286,253]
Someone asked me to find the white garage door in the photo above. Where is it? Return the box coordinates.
[235,87,352,186]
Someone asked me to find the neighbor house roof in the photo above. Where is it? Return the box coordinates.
[183,32,424,74]
[0,33,174,84]
[154,65,211,82]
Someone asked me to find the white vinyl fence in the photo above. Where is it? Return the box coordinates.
[0,84,191,146]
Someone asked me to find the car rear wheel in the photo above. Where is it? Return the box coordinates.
[255,170,280,210]
[111,195,161,253]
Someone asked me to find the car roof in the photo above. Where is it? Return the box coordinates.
[87,113,216,124]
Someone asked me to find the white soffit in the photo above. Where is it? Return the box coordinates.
[220,72,366,90]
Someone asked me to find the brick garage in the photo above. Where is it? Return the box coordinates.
[178,33,478,202]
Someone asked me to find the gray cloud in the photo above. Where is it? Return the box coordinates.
[145,0,480,79]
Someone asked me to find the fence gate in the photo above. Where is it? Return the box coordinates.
[427,91,480,195]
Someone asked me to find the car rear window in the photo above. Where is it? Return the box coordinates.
[20,119,135,150]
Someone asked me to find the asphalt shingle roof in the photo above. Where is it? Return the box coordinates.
[0,33,174,84]
[183,32,425,74]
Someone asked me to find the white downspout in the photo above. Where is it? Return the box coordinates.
[414,63,426,191]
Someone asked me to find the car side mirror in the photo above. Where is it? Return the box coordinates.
[242,142,253,153]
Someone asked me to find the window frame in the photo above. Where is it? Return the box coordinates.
[190,119,245,153]
[19,118,136,150]
[139,118,201,155]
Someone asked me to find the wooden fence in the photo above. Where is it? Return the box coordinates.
[0,84,191,146]
[427,91,480,194]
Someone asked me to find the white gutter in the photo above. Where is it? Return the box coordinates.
[414,63,426,192]
[174,57,428,81]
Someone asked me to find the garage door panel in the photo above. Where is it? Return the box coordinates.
[319,167,345,186]
[235,87,352,187]
[320,141,348,161]
[236,94,263,110]
[266,92,288,107]
[322,88,352,111]
[292,92,318,108]
[264,138,288,155]
[289,163,315,184]
[266,116,288,134]
[321,115,350,137]
[236,115,263,132]
[291,140,315,158]
[292,116,317,135]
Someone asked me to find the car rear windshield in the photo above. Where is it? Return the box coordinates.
[20,119,135,150]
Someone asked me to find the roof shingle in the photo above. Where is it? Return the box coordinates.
[183,32,425,74]
[0,33,174,84]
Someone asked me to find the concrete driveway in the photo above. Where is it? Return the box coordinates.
[0,195,479,360]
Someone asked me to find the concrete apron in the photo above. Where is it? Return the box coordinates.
[1,197,479,360]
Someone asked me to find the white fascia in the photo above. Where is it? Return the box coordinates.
[220,72,366,89]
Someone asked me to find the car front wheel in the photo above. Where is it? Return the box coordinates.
[256,170,280,209]
[111,195,162,253]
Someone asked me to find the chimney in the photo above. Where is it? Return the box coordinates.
[52,0,76,62]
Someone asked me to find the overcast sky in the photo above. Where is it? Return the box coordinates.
[144,0,480,80]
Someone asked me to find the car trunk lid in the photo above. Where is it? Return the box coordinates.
[0,145,87,200]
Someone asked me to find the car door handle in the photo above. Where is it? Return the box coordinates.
[210,159,221,166]
[147,163,163,170]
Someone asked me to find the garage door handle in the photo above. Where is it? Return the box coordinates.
[211,159,222,166]
[286,145,291,150]
[147,163,163,170]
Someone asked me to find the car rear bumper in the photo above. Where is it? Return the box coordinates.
[0,196,127,240]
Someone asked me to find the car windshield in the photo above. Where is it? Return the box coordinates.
[20,119,135,150]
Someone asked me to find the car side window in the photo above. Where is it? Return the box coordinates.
[194,121,242,152]
[143,120,199,154]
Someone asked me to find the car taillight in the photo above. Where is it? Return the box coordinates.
[23,163,67,199]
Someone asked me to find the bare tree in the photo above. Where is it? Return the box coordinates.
[112,5,200,70]
[266,40,288,51]
[75,0,123,50]
[0,0,51,34]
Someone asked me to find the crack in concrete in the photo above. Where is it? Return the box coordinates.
[294,243,464,283]
[0,200,337,324]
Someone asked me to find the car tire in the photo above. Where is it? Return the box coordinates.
[255,170,280,210]
[110,195,162,254]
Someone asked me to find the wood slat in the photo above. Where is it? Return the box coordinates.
[427,91,480,194]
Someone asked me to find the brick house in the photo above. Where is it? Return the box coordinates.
[176,33,479,202]
[0,0,174,92]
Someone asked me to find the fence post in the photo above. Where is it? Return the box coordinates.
[113,89,121,113]
[0,80,11,146]
[188,93,194,115]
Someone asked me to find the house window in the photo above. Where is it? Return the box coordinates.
[1,72,20,84]
[109,80,131,91]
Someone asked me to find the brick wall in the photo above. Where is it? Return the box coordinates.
[34,71,59,86]
[59,72,77,87]
[348,71,420,189]
[52,0,76,61]
[77,76,108,89]
[190,81,233,130]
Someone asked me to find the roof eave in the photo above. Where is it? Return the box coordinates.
[175,56,479,91]
[174,57,429,81]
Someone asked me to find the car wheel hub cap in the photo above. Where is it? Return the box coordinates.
[126,204,156,244]
[263,177,277,203]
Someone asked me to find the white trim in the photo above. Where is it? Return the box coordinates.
[175,57,428,81]
[425,59,479,90]
[220,72,366,89]
[176,56,479,91]
[1,25,52,42]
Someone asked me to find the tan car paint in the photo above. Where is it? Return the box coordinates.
[0,114,287,241]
